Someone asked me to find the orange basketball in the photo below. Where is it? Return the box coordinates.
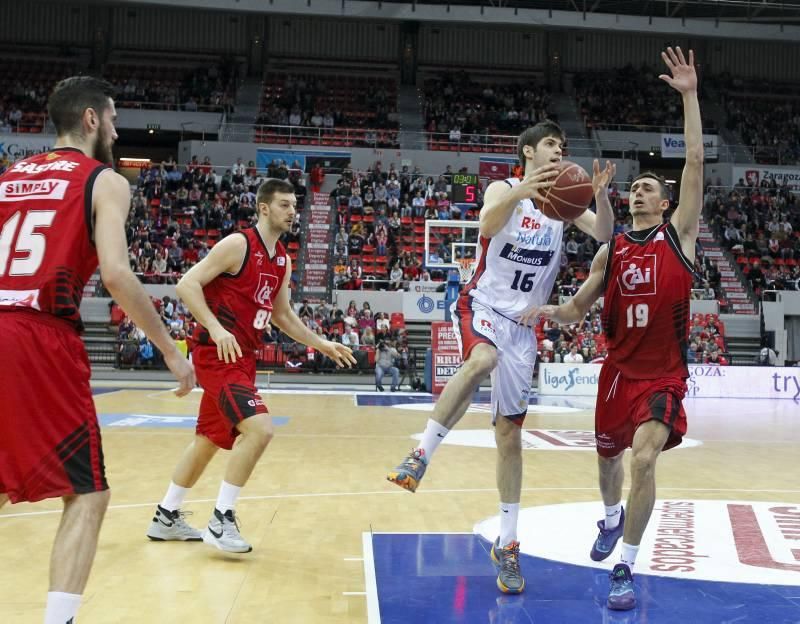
[540,161,593,221]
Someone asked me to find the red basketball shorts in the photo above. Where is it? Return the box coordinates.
[594,361,688,458]
[193,346,268,450]
[0,311,107,503]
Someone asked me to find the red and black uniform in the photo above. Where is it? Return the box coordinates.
[0,148,110,503]
[595,222,694,457]
[189,228,288,449]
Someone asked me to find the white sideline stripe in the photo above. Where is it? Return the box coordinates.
[363,533,381,624]
[343,592,367,596]
[4,486,800,520]
[344,557,364,561]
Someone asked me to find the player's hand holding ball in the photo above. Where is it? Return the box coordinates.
[517,163,560,205]
[211,326,243,364]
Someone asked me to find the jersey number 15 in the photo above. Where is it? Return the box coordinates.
[0,210,56,277]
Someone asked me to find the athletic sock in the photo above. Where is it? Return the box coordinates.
[215,481,241,514]
[499,502,520,547]
[160,481,189,512]
[605,503,623,530]
[620,542,640,569]
[44,592,81,624]
[417,419,449,461]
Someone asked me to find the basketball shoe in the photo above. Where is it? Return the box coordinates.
[146,505,202,541]
[386,448,428,492]
[490,538,526,594]
[607,563,636,610]
[590,508,625,561]
[202,508,252,553]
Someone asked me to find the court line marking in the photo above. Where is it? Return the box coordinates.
[344,557,364,561]
[362,532,381,624]
[342,592,367,596]
[3,486,800,520]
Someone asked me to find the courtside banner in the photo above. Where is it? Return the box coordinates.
[538,363,800,400]
[660,133,718,159]
[732,165,800,192]
[431,321,462,394]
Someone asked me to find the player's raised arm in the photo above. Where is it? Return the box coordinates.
[93,169,195,396]
[573,159,616,243]
[269,257,357,368]
[175,233,247,363]
[479,165,558,238]
[661,47,703,258]
[519,244,608,327]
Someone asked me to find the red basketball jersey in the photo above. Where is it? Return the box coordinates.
[0,148,109,331]
[191,228,288,353]
[600,222,694,379]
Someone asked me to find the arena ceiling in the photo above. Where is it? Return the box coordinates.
[380,0,800,24]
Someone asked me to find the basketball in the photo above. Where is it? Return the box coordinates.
[539,161,594,221]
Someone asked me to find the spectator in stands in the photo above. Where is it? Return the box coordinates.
[389,262,404,290]
[563,345,584,363]
[375,312,391,340]
[342,326,360,349]
[375,340,400,392]
[705,350,728,365]
[362,326,376,347]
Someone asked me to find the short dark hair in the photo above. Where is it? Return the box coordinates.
[48,76,116,136]
[632,171,670,200]
[516,120,566,167]
[256,178,296,205]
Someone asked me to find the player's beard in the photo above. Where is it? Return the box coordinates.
[92,124,115,165]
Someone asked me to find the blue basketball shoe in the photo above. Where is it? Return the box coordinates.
[590,508,625,561]
[607,563,636,610]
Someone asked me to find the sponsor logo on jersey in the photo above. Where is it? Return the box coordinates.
[514,225,555,247]
[277,256,286,266]
[474,316,497,339]
[247,398,265,407]
[519,216,542,230]
[474,500,800,586]
[0,179,69,201]
[254,251,265,266]
[10,160,79,175]
[618,254,657,296]
[0,288,40,309]
[500,243,555,267]
[254,273,279,305]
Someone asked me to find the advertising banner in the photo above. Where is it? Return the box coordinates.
[402,291,448,321]
[660,134,719,159]
[538,363,800,400]
[301,192,333,293]
[431,321,462,394]
[732,165,800,192]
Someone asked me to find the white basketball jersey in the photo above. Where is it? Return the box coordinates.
[464,177,564,320]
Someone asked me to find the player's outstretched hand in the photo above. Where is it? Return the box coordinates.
[592,159,616,196]
[659,47,697,94]
[518,304,558,328]
[164,351,196,397]
[518,163,560,205]
[319,340,358,368]
[210,327,243,363]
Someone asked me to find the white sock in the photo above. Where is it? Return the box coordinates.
[499,502,520,546]
[160,481,189,512]
[620,542,639,569]
[417,419,449,461]
[605,503,623,530]
[44,592,81,624]
[215,481,241,514]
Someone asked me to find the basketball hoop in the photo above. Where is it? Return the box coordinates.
[457,258,476,284]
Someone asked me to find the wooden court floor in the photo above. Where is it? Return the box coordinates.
[1,382,799,623]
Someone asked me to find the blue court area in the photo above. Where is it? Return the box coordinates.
[356,392,594,410]
[369,533,800,624]
[98,413,290,428]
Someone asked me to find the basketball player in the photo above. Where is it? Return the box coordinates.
[0,76,195,624]
[147,178,356,553]
[387,119,616,593]
[530,48,703,610]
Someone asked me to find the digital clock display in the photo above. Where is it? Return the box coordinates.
[451,173,479,204]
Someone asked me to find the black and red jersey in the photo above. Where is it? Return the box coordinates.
[191,228,288,353]
[601,222,694,379]
[0,148,109,331]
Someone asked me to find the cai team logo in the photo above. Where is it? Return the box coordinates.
[475,500,800,586]
[745,169,760,186]
[618,254,657,296]
[254,273,279,305]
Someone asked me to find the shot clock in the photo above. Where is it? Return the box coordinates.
[450,173,479,204]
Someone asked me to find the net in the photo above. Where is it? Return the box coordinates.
[458,257,476,284]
